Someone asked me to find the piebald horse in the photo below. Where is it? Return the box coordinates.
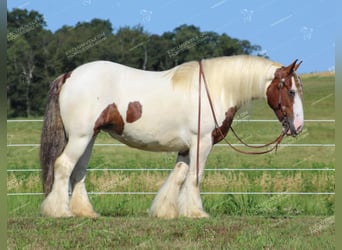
[40,55,304,218]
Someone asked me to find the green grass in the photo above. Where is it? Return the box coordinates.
[7,74,335,248]
[7,216,335,249]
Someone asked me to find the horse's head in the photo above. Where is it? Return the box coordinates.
[266,60,304,136]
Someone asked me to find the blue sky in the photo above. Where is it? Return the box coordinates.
[8,0,336,73]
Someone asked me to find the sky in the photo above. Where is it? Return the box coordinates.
[7,0,336,73]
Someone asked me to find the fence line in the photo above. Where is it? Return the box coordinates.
[7,119,335,197]
[6,143,336,147]
[7,119,335,148]
[7,191,335,196]
[88,192,335,195]
[7,167,335,196]
[7,119,336,123]
[7,168,335,172]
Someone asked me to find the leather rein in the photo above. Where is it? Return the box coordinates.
[195,60,287,184]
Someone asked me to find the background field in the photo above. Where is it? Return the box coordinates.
[7,73,335,249]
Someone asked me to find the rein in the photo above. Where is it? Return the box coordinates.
[195,60,287,183]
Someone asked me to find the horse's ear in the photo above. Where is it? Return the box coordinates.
[294,60,303,71]
[284,59,298,74]
[275,59,298,78]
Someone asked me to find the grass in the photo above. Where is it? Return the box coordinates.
[7,74,335,249]
[7,216,335,249]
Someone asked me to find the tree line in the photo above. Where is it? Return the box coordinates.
[7,8,264,118]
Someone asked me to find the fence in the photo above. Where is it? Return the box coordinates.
[7,119,335,196]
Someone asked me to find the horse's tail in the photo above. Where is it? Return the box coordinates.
[40,72,71,196]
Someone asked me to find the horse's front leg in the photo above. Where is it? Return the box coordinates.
[177,134,212,218]
[149,152,190,219]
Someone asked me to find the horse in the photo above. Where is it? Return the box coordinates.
[40,55,304,218]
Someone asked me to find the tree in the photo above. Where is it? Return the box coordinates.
[7,9,264,117]
[47,19,114,74]
[111,25,150,69]
[7,9,52,117]
[145,33,175,70]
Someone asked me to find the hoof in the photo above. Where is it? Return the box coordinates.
[149,208,178,219]
[41,204,74,218]
[180,210,210,219]
[40,195,74,218]
[70,200,99,218]
[71,208,100,218]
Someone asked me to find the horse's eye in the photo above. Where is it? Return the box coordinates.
[288,89,295,97]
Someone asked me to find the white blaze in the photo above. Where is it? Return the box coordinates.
[291,76,304,133]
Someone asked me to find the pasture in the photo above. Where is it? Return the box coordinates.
[7,73,335,249]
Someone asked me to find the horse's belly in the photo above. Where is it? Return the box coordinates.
[108,127,188,152]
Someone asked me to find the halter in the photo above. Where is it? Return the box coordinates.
[273,71,299,135]
[195,60,288,184]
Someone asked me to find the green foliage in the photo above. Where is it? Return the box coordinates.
[7,8,262,117]
[7,9,53,117]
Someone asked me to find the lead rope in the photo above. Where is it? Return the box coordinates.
[196,61,203,185]
[230,126,286,150]
[198,60,287,158]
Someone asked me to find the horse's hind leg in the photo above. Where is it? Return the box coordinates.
[41,135,93,217]
[149,152,189,219]
[69,137,98,218]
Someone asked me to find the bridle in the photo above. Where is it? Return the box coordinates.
[272,72,297,135]
[195,60,290,184]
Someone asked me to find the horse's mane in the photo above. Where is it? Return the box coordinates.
[171,61,199,89]
[171,55,282,107]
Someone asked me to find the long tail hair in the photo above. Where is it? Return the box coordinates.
[40,73,70,196]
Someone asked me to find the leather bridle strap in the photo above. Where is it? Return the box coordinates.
[224,128,286,155]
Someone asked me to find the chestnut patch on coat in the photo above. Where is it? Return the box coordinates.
[126,101,142,123]
[93,103,124,136]
[212,106,237,144]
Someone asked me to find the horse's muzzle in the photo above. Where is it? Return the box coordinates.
[283,117,303,137]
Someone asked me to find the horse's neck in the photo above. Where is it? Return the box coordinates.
[204,59,277,108]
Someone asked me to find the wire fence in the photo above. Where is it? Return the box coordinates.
[6,119,336,123]
[7,119,335,196]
